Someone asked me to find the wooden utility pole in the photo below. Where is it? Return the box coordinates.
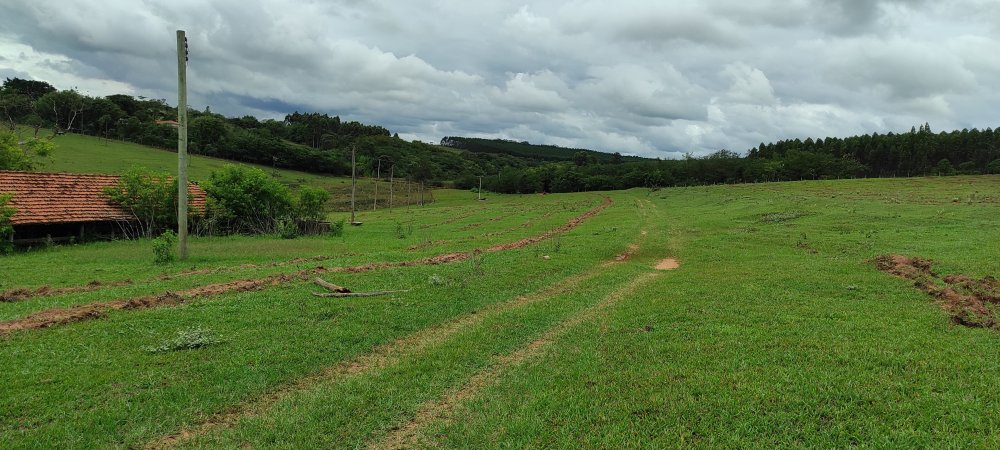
[478,175,483,200]
[388,165,394,211]
[350,144,357,224]
[373,158,380,211]
[176,30,189,260]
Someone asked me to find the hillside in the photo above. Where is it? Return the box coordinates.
[36,132,431,211]
[440,136,648,163]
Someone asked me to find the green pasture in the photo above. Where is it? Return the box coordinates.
[1,175,998,448]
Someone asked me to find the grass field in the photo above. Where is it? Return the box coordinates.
[30,131,431,210]
[1,175,999,448]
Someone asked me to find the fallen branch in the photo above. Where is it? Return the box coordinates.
[311,290,411,298]
[314,278,352,293]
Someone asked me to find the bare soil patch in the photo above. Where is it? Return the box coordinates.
[614,244,640,262]
[655,258,680,270]
[0,279,133,303]
[875,255,1000,328]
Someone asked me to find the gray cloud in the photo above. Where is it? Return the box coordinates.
[1,0,997,157]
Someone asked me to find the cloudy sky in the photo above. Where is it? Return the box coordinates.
[1,0,998,158]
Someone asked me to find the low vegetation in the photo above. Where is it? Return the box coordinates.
[0,176,997,447]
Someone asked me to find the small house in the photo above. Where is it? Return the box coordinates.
[0,171,206,244]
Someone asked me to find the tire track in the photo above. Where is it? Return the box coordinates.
[146,240,632,448]
[370,271,662,450]
[0,197,612,337]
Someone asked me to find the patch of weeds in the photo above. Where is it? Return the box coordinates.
[796,233,818,254]
[758,211,809,224]
[151,230,177,264]
[591,226,618,236]
[468,251,484,275]
[145,327,223,353]
[548,236,562,254]
[428,274,446,286]
[277,218,300,239]
[329,219,345,237]
[394,221,413,239]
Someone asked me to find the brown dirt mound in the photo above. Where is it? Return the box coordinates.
[654,259,680,270]
[614,244,640,262]
[1,198,613,337]
[876,254,1000,329]
[0,279,133,303]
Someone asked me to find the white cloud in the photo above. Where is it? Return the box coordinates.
[1,0,998,158]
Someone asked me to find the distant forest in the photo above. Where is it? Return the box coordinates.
[3,77,998,194]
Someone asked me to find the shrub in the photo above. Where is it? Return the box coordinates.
[277,218,300,239]
[329,218,345,237]
[103,167,177,238]
[152,230,177,264]
[203,165,294,234]
[296,186,330,222]
[394,221,408,239]
[146,327,222,353]
[0,131,54,171]
[0,193,14,254]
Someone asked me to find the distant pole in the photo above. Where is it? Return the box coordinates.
[350,144,357,223]
[478,175,482,200]
[407,178,411,210]
[388,165,394,212]
[373,158,380,211]
[176,30,189,260]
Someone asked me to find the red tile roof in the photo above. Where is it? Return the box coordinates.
[0,171,206,226]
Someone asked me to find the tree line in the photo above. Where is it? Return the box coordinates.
[3,77,997,196]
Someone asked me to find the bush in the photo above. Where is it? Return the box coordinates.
[203,165,294,234]
[103,167,177,238]
[152,230,177,264]
[0,193,14,254]
[277,218,300,239]
[296,186,330,222]
[0,131,54,171]
[329,218,345,237]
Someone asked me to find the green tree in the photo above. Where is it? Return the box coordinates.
[203,165,294,234]
[0,192,14,253]
[1,78,55,100]
[987,159,1000,175]
[0,131,54,170]
[102,167,178,237]
[35,90,87,131]
[296,186,330,222]
[935,158,954,175]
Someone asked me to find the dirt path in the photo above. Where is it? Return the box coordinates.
[0,197,612,337]
[0,256,343,305]
[371,271,662,449]
[0,280,134,303]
